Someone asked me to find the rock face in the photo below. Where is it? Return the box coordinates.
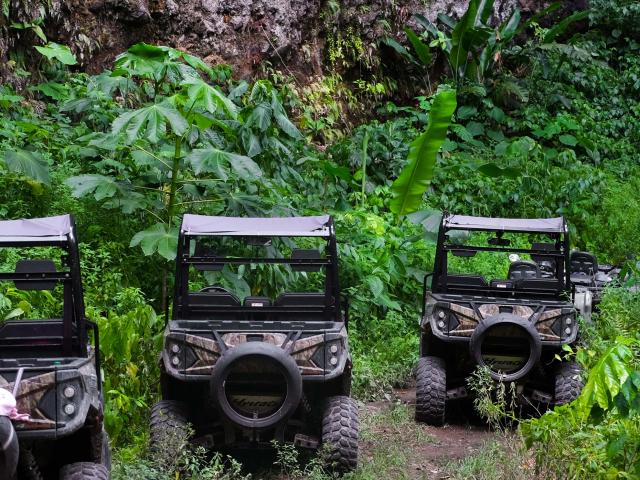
[0,0,584,83]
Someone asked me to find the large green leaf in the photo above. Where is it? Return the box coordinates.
[2,149,50,184]
[380,36,417,63]
[65,174,122,200]
[182,77,237,118]
[449,0,479,74]
[32,82,69,101]
[578,340,634,419]
[187,147,262,181]
[112,104,188,143]
[246,103,272,132]
[499,8,521,42]
[187,148,230,180]
[414,14,440,38]
[405,28,432,66]
[130,223,178,261]
[35,42,77,65]
[543,9,590,43]
[270,91,302,139]
[477,163,520,178]
[407,209,443,242]
[390,87,457,217]
[113,43,168,78]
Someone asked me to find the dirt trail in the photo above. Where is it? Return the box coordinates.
[361,388,497,479]
[250,387,498,479]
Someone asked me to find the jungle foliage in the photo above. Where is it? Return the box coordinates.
[1,0,640,477]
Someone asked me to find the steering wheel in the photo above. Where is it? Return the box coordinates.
[200,285,233,294]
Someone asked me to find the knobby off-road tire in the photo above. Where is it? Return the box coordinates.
[17,448,43,480]
[321,396,359,473]
[149,400,190,453]
[555,362,584,405]
[59,462,108,480]
[415,356,446,425]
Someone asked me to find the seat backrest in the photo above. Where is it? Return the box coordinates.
[291,249,322,272]
[508,261,541,280]
[440,274,488,289]
[185,292,241,320]
[275,292,328,307]
[530,242,555,261]
[187,292,240,307]
[517,278,562,291]
[15,259,57,291]
[570,251,598,276]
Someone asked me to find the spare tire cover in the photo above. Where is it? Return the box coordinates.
[469,314,542,382]
[211,342,303,429]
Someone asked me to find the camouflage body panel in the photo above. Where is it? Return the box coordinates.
[162,321,349,380]
[423,293,576,344]
[0,349,101,437]
[0,372,56,430]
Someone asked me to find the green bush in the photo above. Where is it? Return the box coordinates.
[89,288,163,445]
[521,289,640,479]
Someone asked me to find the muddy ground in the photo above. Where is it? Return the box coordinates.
[361,388,497,480]
[236,387,501,479]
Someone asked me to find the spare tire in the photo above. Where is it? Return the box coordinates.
[469,314,541,382]
[0,417,18,480]
[211,342,302,430]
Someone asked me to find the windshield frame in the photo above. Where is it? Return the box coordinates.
[432,215,571,299]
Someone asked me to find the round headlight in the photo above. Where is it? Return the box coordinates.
[64,404,76,415]
[63,386,76,399]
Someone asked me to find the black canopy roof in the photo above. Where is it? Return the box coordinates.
[181,214,332,237]
[0,215,73,243]
[444,215,566,234]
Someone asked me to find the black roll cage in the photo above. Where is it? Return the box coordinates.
[431,214,572,299]
[172,216,344,325]
[0,215,100,381]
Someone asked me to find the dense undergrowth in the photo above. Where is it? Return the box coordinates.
[1,0,640,478]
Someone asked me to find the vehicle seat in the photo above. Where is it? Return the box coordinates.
[440,275,488,289]
[275,293,328,321]
[570,251,598,277]
[517,278,562,291]
[15,259,57,291]
[291,249,322,272]
[275,292,328,307]
[508,261,540,280]
[185,292,241,319]
[531,243,557,278]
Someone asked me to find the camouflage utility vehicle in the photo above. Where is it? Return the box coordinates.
[152,215,358,472]
[568,250,620,317]
[416,215,584,425]
[0,215,109,479]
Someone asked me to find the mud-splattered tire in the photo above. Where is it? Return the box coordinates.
[555,362,584,405]
[100,430,111,471]
[321,396,359,473]
[415,356,446,425]
[59,462,108,480]
[149,400,190,452]
[18,448,43,480]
